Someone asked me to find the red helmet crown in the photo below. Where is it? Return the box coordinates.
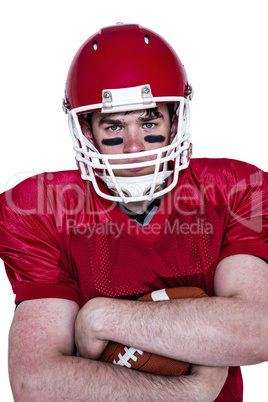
[64,24,191,112]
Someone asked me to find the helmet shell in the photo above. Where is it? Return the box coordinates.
[65,24,188,111]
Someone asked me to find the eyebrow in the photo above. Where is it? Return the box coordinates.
[138,113,164,123]
[98,111,164,127]
[98,117,122,127]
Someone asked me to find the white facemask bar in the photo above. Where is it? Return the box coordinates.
[67,88,191,203]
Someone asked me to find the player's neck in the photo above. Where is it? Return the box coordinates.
[117,195,163,227]
[119,199,154,214]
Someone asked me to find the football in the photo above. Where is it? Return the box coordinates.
[98,287,208,376]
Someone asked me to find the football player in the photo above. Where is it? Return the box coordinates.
[0,23,267,401]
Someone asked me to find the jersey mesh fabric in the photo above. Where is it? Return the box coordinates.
[66,203,227,305]
[1,158,268,402]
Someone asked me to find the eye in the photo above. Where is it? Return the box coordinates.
[107,125,120,132]
[143,123,155,129]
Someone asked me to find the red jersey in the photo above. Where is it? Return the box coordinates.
[1,158,268,401]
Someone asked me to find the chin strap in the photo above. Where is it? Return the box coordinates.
[100,170,173,199]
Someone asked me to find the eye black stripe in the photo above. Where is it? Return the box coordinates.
[102,138,123,146]
[101,135,165,146]
[144,135,166,143]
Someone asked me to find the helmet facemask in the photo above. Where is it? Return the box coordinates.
[67,86,192,203]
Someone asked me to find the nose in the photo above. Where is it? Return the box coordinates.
[123,127,145,154]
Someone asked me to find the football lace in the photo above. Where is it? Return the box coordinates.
[113,346,144,368]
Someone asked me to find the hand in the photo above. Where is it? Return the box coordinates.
[188,365,228,401]
[75,297,109,359]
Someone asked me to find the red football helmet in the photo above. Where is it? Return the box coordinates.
[63,23,193,203]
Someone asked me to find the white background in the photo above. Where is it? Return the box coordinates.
[0,0,267,400]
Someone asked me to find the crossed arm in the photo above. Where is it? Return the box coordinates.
[9,299,227,402]
[9,255,268,401]
[75,254,268,366]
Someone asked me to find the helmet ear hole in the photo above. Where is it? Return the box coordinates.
[93,40,98,50]
[144,34,150,44]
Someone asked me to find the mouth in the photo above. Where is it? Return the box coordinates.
[110,157,149,168]
[124,159,151,173]
[125,167,145,172]
[108,156,157,176]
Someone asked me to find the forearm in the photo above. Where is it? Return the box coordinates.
[8,298,226,401]
[10,354,226,402]
[76,295,267,367]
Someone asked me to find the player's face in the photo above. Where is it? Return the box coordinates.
[86,105,177,177]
